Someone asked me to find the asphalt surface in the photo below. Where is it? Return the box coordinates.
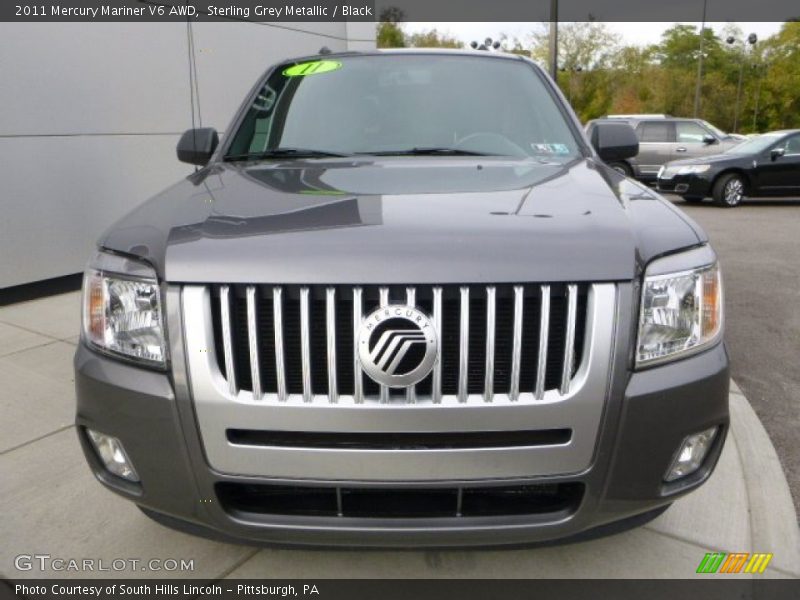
[665,195,800,517]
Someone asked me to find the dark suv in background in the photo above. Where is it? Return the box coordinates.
[586,116,742,181]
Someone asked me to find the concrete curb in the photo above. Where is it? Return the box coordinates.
[728,379,800,577]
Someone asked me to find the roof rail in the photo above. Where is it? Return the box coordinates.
[605,114,672,119]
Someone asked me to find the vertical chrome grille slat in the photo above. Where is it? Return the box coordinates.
[458,286,470,403]
[219,285,237,397]
[484,286,496,403]
[246,286,262,400]
[405,286,417,404]
[378,286,389,403]
[326,287,338,404]
[352,287,364,404]
[535,284,551,400]
[560,284,578,395]
[272,286,287,402]
[509,286,524,401]
[299,287,312,403]
[432,286,443,404]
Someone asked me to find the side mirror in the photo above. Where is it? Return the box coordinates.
[590,122,639,162]
[703,135,717,145]
[177,128,219,166]
[770,147,785,161]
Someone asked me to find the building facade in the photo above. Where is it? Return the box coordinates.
[0,22,375,287]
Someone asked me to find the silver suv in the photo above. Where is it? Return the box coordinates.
[74,50,729,547]
[587,116,742,181]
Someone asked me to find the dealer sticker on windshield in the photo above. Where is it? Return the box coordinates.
[283,60,342,77]
[532,143,571,155]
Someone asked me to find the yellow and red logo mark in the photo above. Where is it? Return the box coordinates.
[696,552,773,574]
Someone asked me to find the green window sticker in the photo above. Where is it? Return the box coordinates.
[299,189,346,196]
[283,60,342,77]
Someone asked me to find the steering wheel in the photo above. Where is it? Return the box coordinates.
[454,132,528,157]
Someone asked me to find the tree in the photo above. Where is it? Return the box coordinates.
[375,8,405,48]
[498,34,530,57]
[407,29,462,49]
[529,22,620,71]
[523,22,621,121]
[757,22,800,129]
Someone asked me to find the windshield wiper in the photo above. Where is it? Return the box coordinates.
[359,147,497,157]
[225,147,352,161]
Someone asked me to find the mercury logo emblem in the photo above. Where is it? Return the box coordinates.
[358,304,438,388]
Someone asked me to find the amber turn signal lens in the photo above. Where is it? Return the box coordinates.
[87,275,105,342]
[702,267,722,338]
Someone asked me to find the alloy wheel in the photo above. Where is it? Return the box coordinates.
[724,178,744,205]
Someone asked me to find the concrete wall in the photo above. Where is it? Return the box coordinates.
[0,22,375,288]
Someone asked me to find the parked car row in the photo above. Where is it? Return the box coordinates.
[656,131,800,206]
[585,115,742,180]
[586,115,800,207]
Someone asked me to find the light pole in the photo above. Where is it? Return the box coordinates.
[693,0,708,117]
[549,0,558,79]
[726,33,757,133]
[752,62,766,132]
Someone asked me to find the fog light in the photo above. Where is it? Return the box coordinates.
[665,427,718,482]
[86,429,139,482]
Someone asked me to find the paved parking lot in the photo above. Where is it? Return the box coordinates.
[665,196,800,516]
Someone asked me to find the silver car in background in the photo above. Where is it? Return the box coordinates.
[586,116,742,181]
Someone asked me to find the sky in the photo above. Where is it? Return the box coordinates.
[403,22,784,48]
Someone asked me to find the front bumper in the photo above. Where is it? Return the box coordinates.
[75,312,729,547]
[656,174,713,197]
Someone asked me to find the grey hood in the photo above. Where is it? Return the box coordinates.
[100,157,704,284]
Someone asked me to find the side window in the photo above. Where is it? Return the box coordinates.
[782,135,800,155]
[676,121,711,143]
[638,121,672,143]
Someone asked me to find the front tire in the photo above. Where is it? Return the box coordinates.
[713,173,745,207]
[608,161,633,177]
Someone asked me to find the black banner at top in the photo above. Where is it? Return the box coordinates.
[2,0,800,22]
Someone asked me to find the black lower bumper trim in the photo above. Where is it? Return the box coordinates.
[216,482,584,519]
[226,428,572,450]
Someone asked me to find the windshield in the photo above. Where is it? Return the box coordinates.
[700,120,727,138]
[724,133,784,155]
[226,54,581,161]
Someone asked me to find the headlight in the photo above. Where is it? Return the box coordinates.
[82,251,166,367]
[637,249,723,366]
[676,165,711,175]
[659,166,680,179]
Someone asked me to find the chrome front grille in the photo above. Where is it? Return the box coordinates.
[180,282,616,479]
[208,284,589,405]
